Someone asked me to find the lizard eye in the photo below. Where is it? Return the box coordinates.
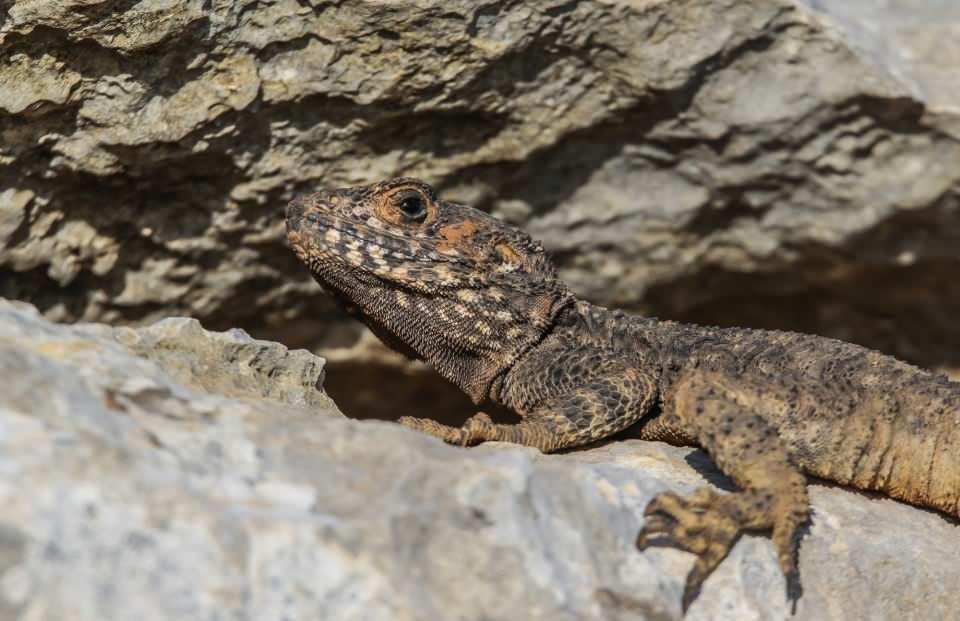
[396,193,427,221]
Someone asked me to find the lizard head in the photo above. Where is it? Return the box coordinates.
[286,177,573,402]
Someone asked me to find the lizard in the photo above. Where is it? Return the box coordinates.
[285,177,960,612]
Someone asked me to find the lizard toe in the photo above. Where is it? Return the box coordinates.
[398,416,466,445]
[638,489,736,556]
[466,412,494,425]
[636,487,745,611]
[461,412,496,446]
[637,483,809,611]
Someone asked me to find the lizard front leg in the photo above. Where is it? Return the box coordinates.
[635,369,809,611]
[400,411,586,452]
[402,344,659,453]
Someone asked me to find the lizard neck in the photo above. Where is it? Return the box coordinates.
[554,299,638,342]
[309,261,556,401]
[451,289,576,404]
[339,276,578,405]
[533,298,669,360]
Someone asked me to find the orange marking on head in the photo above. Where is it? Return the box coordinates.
[436,220,479,252]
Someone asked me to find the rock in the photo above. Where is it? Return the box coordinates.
[1,298,958,620]
[0,189,32,248]
[797,0,960,112]
[1,0,959,374]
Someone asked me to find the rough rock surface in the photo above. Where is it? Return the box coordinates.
[1,0,959,374]
[1,298,958,620]
[798,0,960,111]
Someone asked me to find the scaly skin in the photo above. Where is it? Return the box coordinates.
[286,178,960,612]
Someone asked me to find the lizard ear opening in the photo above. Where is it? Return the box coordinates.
[495,243,522,264]
[493,240,560,283]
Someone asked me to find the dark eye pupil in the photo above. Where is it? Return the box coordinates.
[399,196,425,217]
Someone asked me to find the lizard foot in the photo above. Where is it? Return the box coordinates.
[398,412,495,446]
[636,486,806,611]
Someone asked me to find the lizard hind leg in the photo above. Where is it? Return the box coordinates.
[636,373,810,611]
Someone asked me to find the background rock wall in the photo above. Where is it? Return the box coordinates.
[2,0,959,418]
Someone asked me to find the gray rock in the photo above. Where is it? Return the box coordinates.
[1,299,958,620]
[1,0,959,373]
[798,0,960,111]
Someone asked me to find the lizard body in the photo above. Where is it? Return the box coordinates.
[286,178,960,610]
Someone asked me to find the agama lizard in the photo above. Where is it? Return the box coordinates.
[286,177,960,611]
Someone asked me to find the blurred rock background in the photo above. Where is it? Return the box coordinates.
[2,0,959,418]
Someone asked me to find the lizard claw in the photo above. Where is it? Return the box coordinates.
[635,487,746,612]
[636,485,808,612]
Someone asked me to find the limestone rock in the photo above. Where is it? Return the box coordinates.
[0,299,958,620]
[1,0,958,372]
[798,0,960,112]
